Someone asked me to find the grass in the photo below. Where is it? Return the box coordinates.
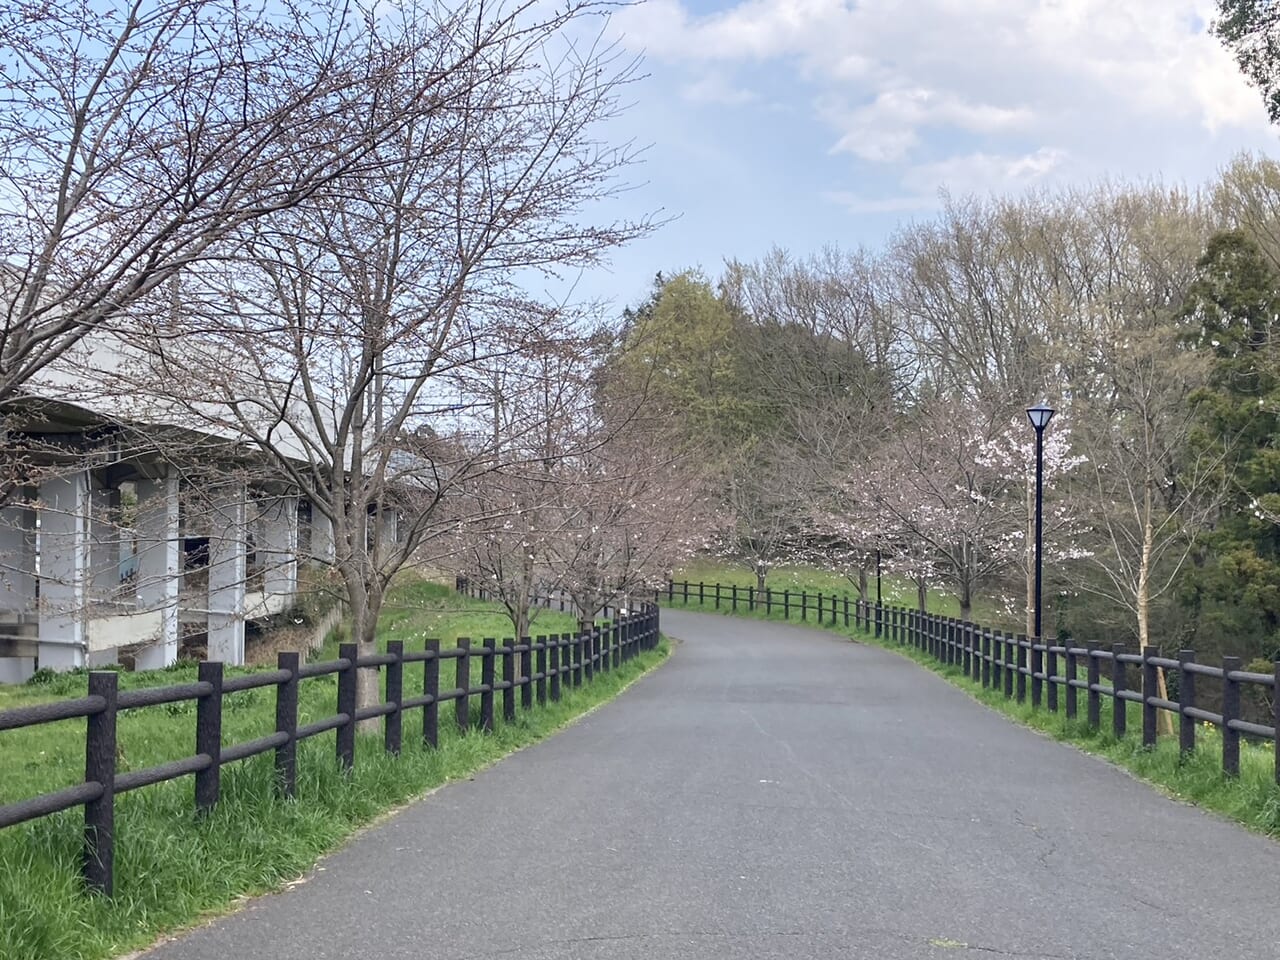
[0,578,668,960]
[666,560,1280,840]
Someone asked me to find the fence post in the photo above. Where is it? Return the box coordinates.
[766,587,773,616]
[502,638,516,724]
[522,636,534,710]
[748,585,755,611]
[1085,643,1100,730]
[732,585,738,612]
[83,671,118,896]
[1016,635,1028,704]
[816,592,822,624]
[873,601,881,638]
[1178,649,1196,757]
[480,640,496,732]
[715,583,721,610]
[336,645,356,770]
[196,661,224,810]
[982,629,991,688]
[580,621,594,683]
[577,623,588,686]
[1065,644,1077,720]
[667,579,674,602]
[972,624,982,683]
[385,640,404,755]
[1002,632,1014,699]
[424,639,440,748]
[1112,644,1127,739]
[1273,661,1279,786]
[1142,646,1159,748]
[698,581,704,604]
[613,622,622,669]
[783,590,790,619]
[1046,639,1058,713]
[1222,656,1241,778]
[843,596,849,628]
[275,651,299,798]
[1031,638,1043,708]
[535,637,547,706]
[549,635,561,701]
[455,638,471,733]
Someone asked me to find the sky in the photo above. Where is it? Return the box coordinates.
[556,0,1280,314]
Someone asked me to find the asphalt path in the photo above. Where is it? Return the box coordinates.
[141,609,1280,960]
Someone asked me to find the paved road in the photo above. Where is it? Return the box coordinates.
[143,610,1280,960]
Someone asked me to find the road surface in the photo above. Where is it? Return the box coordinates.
[141,609,1280,959]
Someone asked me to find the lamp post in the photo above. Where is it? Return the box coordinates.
[1026,402,1056,643]
[875,548,883,638]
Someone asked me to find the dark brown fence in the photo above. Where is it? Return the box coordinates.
[661,578,859,625]
[0,604,660,897]
[660,578,1280,785]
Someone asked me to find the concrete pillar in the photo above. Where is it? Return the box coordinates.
[134,470,180,670]
[310,504,336,564]
[89,482,121,603]
[0,656,34,684]
[37,471,90,670]
[0,502,37,616]
[378,507,399,548]
[261,494,299,603]
[207,484,246,665]
[0,501,37,681]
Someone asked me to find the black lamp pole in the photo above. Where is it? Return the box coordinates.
[875,548,883,637]
[1026,403,1056,642]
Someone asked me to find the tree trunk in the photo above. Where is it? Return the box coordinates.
[351,598,382,735]
[755,566,767,609]
[858,566,868,604]
[959,580,971,622]
[916,579,927,613]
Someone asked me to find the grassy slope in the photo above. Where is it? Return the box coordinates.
[0,580,667,960]
[670,562,1280,839]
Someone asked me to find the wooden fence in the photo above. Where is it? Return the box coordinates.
[661,579,1280,785]
[0,604,660,896]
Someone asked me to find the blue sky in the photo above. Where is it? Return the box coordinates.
[558,0,1280,314]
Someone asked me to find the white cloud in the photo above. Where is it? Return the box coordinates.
[901,148,1070,196]
[823,191,939,215]
[682,72,757,105]
[614,0,1274,199]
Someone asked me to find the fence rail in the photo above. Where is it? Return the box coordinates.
[0,603,660,897]
[659,579,1280,785]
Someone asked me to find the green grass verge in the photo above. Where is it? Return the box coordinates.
[664,564,1280,840]
[0,579,668,960]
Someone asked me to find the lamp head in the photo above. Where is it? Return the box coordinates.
[1026,402,1055,432]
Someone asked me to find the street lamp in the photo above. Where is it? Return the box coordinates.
[875,548,883,638]
[1026,402,1056,643]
